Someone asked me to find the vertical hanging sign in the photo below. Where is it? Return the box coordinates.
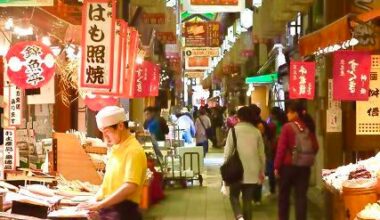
[289,61,316,100]
[124,28,139,98]
[356,55,380,135]
[8,85,23,126]
[93,19,123,96]
[3,128,16,171]
[333,51,371,101]
[81,0,116,89]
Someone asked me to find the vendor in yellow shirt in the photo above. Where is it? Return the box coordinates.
[78,106,147,220]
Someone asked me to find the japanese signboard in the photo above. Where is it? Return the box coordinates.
[134,61,159,98]
[184,22,220,47]
[327,79,342,133]
[185,71,204,78]
[289,61,316,100]
[3,128,16,171]
[328,79,341,109]
[185,47,220,57]
[6,41,55,89]
[185,56,211,70]
[356,55,380,135]
[183,0,245,13]
[8,85,22,127]
[333,51,371,101]
[142,13,165,25]
[93,19,124,96]
[81,0,116,89]
[156,32,176,44]
[123,27,140,98]
[0,0,53,6]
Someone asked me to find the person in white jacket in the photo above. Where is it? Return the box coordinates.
[224,106,266,220]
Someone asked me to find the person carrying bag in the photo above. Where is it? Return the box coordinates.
[221,106,265,220]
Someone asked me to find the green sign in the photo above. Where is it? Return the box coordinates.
[0,0,53,6]
[245,73,278,84]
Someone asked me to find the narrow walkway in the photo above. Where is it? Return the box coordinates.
[144,148,325,220]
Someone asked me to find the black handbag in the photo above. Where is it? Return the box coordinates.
[220,127,243,185]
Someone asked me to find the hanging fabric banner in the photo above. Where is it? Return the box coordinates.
[80,0,116,89]
[124,28,139,98]
[289,61,316,100]
[93,19,124,96]
[333,51,371,101]
[149,64,160,97]
[133,61,160,98]
[8,84,23,127]
[356,55,380,135]
[6,41,55,89]
[3,128,16,171]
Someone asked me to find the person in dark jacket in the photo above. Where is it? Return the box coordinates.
[274,101,319,220]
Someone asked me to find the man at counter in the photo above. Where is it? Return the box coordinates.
[78,106,147,220]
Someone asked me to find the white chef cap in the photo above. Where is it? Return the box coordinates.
[96,106,128,130]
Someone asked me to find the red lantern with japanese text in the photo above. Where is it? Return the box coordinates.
[84,94,119,112]
[333,51,371,101]
[6,41,55,89]
[289,61,316,100]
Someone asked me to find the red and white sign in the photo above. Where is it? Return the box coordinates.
[6,41,55,89]
[93,19,124,96]
[289,61,316,100]
[143,13,165,25]
[3,128,16,171]
[185,56,211,70]
[124,28,140,98]
[8,85,23,126]
[333,51,371,101]
[84,94,119,112]
[134,61,160,98]
[81,0,116,89]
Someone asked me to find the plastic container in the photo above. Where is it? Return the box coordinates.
[342,185,378,220]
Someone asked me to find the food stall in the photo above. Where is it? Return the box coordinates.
[322,152,380,220]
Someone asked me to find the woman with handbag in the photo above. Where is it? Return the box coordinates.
[195,107,212,156]
[222,106,266,220]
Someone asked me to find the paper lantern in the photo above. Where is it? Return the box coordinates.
[84,94,119,112]
[6,41,55,89]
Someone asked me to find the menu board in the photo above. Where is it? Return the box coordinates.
[184,22,220,47]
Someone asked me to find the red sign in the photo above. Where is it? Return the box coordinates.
[184,22,220,47]
[143,13,165,25]
[289,61,316,100]
[134,61,160,98]
[6,41,55,89]
[84,94,119,112]
[190,0,238,5]
[333,51,371,101]
[124,27,140,98]
[81,0,116,89]
[156,32,176,44]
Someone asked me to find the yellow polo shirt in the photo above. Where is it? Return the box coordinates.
[98,135,147,204]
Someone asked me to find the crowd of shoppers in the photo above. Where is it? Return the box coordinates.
[222,101,318,220]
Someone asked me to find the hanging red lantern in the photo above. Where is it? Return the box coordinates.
[84,94,119,112]
[6,41,55,89]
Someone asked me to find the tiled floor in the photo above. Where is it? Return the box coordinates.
[144,148,325,220]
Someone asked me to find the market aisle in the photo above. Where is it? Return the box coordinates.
[144,148,325,220]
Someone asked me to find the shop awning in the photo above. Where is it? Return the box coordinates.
[298,9,380,56]
[245,73,278,84]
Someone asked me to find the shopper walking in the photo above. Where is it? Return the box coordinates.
[78,106,147,220]
[195,107,212,156]
[176,107,196,144]
[266,107,287,194]
[248,104,267,204]
[224,106,265,220]
[274,102,319,220]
